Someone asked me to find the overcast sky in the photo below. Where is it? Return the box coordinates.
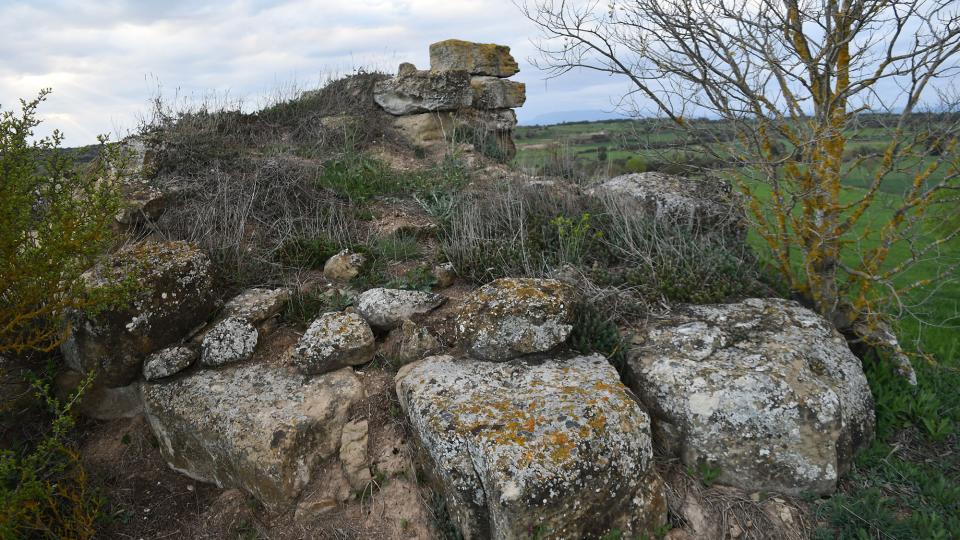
[0,0,633,146]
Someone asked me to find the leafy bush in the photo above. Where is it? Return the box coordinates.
[1,372,102,540]
[0,91,122,355]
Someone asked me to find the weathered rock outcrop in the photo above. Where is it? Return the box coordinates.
[430,39,520,77]
[456,278,575,361]
[142,364,363,508]
[589,172,746,240]
[374,66,473,115]
[61,241,217,387]
[396,354,667,539]
[355,288,444,331]
[290,311,376,375]
[376,40,524,160]
[625,298,875,496]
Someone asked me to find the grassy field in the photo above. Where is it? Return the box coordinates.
[515,119,960,539]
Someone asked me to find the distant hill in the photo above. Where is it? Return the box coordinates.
[522,109,630,126]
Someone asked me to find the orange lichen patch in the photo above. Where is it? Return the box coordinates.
[548,431,573,462]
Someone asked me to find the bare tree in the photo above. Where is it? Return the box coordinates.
[520,0,960,382]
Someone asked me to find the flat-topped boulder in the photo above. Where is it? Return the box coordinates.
[456,278,575,361]
[396,354,667,539]
[142,363,363,508]
[588,172,746,239]
[61,240,217,388]
[430,39,519,77]
[625,298,875,496]
[374,66,473,115]
[355,288,444,331]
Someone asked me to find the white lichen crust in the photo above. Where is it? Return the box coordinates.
[395,354,667,539]
[200,316,258,367]
[355,288,444,330]
[626,298,875,495]
[456,278,575,361]
[291,311,376,375]
[142,346,197,381]
[141,364,363,509]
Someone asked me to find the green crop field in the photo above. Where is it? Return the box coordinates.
[515,118,960,538]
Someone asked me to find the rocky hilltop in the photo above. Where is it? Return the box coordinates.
[54,40,875,540]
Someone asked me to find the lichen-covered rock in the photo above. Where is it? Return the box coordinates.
[625,298,875,496]
[456,278,575,361]
[323,249,367,281]
[61,241,217,387]
[200,316,258,367]
[471,76,526,109]
[396,354,667,539]
[291,312,376,375]
[374,66,473,115]
[356,288,444,331]
[141,364,363,508]
[588,172,745,239]
[142,346,197,381]
[430,39,519,77]
[380,320,441,365]
[433,262,457,288]
[222,287,290,324]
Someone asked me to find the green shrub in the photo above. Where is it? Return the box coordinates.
[0,91,122,355]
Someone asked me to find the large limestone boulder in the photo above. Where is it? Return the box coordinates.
[355,288,444,331]
[290,311,376,375]
[456,278,575,361]
[588,172,745,239]
[471,76,526,109]
[61,241,217,388]
[396,354,667,539]
[374,65,473,115]
[141,364,363,508]
[625,298,875,496]
[430,39,519,77]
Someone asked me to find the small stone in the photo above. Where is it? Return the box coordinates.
[291,312,376,375]
[456,277,576,361]
[355,288,444,331]
[380,320,440,366]
[142,346,196,381]
[222,288,290,324]
[323,250,367,281]
[200,317,258,367]
[432,262,456,288]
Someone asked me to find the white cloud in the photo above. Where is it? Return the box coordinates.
[0,0,630,144]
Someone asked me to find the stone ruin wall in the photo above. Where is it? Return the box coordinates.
[373,39,525,160]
